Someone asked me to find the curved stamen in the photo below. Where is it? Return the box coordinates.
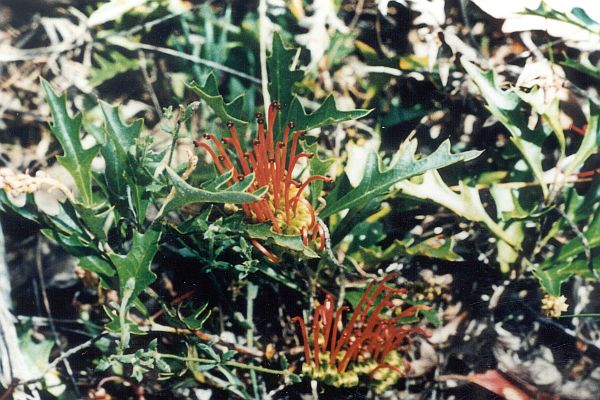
[205,134,237,174]
[301,226,308,246]
[291,175,333,213]
[291,316,312,364]
[194,141,226,174]
[251,239,280,263]
[226,122,252,175]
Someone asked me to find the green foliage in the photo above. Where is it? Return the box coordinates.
[109,227,161,311]
[187,74,249,127]
[321,139,481,218]
[268,33,371,135]
[42,79,100,205]
[162,168,267,213]
[90,50,140,87]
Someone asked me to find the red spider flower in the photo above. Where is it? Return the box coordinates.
[291,275,430,390]
[194,101,332,262]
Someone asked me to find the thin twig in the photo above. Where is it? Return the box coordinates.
[17,333,107,387]
[35,237,80,397]
[555,206,597,279]
[348,0,365,32]
[125,42,261,84]
[141,323,264,358]
[138,50,162,117]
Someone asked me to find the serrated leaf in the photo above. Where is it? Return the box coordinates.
[268,33,304,135]
[268,33,370,136]
[179,302,211,330]
[99,101,147,222]
[398,170,520,248]
[321,139,481,218]
[109,228,161,311]
[407,236,463,261]
[562,100,600,177]
[244,223,319,259]
[90,51,140,87]
[462,60,548,196]
[303,141,334,207]
[287,95,372,133]
[163,167,266,213]
[42,79,99,205]
[561,54,600,81]
[74,204,111,241]
[187,73,248,127]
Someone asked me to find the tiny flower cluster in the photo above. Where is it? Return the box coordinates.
[195,101,332,261]
[292,275,429,392]
[541,293,569,317]
[0,168,71,215]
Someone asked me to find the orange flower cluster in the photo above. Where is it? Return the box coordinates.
[292,275,429,383]
[194,101,332,262]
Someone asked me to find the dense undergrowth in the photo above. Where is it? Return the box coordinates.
[0,1,599,399]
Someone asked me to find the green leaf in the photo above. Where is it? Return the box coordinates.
[462,59,549,197]
[357,236,462,267]
[321,139,481,218]
[535,259,600,296]
[162,167,266,213]
[179,302,211,330]
[99,101,147,222]
[562,100,600,177]
[398,170,520,248]
[406,236,463,261]
[267,33,304,136]
[90,51,140,87]
[187,73,249,127]
[561,55,600,81]
[303,141,334,207]
[268,33,371,136]
[109,227,162,311]
[74,204,111,241]
[78,255,115,277]
[244,223,319,259]
[42,79,100,205]
[287,95,372,133]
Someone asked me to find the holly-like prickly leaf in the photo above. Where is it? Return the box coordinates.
[187,73,248,127]
[268,33,371,136]
[321,139,481,218]
[561,55,600,81]
[90,51,140,87]
[268,33,304,136]
[462,60,549,196]
[287,95,372,133]
[303,141,334,207]
[42,79,100,205]
[178,302,211,330]
[109,227,161,311]
[162,168,267,213]
[99,101,149,222]
[244,223,319,259]
[100,101,143,166]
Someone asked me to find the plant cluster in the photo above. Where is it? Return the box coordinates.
[0,1,599,399]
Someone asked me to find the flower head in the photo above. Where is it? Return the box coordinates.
[0,168,72,215]
[541,293,569,317]
[292,275,429,391]
[195,101,332,261]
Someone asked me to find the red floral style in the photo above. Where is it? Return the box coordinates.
[292,275,429,379]
[194,101,332,262]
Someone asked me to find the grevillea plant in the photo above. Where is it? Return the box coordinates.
[292,275,429,393]
[194,101,333,262]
